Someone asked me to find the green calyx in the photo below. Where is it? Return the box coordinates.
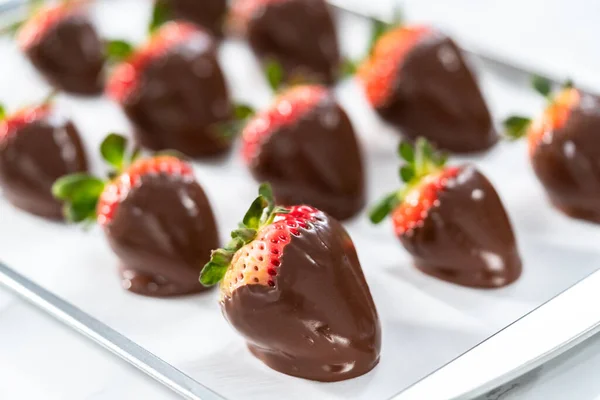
[213,103,255,140]
[368,5,403,55]
[200,183,288,287]
[265,59,284,92]
[52,133,141,224]
[369,138,447,224]
[105,40,135,64]
[149,0,172,34]
[0,103,5,121]
[531,74,576,101]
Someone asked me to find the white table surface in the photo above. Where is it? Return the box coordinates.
[1,1,600,399]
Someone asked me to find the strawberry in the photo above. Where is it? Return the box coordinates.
[357,23,497,153]
[504,77,600,223]
[230,0,340,85]
[0,101,88,220]
[53,134,219,296]
[16,2,105,95]
[200,183,381,381]
[370,138,521,288]
[151,0,228,36]
[105,21,236,158]
[241,85,365,220]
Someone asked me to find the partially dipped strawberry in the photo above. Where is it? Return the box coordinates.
[151,0,228,37]
[0,102,88,220]
[201,184,381,381]
[53,134,219,296]
[358,24,497,153]
[504,77,600,223]
[231,0,340,85]
[17,2,105,95]
[106,22,234,158]
[241,85,365,220]
[370,139,521,288]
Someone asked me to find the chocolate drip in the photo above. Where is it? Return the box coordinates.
[249,98,365,220]
[377,32,497,153]
[401,166,521,288]
[0,117,88,220]
[223,212,381,381]
[532,92,600,223]
[246,0,340,85]
[122,38,232,158]
[163,0,227,36]
[25,15,105,95]
[105,174,219,297]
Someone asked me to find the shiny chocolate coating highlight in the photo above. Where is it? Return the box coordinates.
[25,15,105,96]
[400,166,521,288]
[162,0,227,36]
[245,0,340,85]
[105,174,219,297]
[531,92,600,223]
[249,97,365,220]
[122,36,232,158]
[0,116,88,220]
[223,211,381,381]
[377,32,497,153]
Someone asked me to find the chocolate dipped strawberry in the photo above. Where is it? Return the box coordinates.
[231,0,340,85]
[357,24,497,153]
[241,85,365,220]
[370,139,521,288]
[16,2,105,95]
[152,0,228,36]
[0,102,88,220]
[504,77,600,223]
[200,184,381,381]
[54,134,219,296]
[106,22,235,158]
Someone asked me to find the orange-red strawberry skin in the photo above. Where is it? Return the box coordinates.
[97,156,194,226]
[0,105,51,142]
[17,3,78,49]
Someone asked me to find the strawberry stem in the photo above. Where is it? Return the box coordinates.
[200,183,288,286]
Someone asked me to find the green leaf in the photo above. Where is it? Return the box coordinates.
[0,104,5,120]
[339,58,358,78]
[434,152,448,168]
[368,19,390,54]
[52,174,105,202]
[398,141,414,163]
[130,145,142,163]
[503,116,531,140]
[149,0,171,34]
[563,78,574,89]
[200,259,230,286]
[231,228,257,243]
[531,75,552,98]
[265,59,284,92]
[400,165,414,183]
[243,196,268,229]
[105,40,134,64]
[210,248,235,266]
[100,133,128,171]
[0,20,24,37]
[369,191,400,224]
[63,198,99,223]
[234,104,255,121]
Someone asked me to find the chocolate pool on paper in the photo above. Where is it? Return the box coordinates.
[377,32,497,153]
[105,174,219,297]
[223,212,381,382]
[0,111,88,220]
[400,166,522,288]
[248,97,365,221]
[531,91,600,223]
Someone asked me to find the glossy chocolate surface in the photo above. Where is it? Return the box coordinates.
[400,166,521,288]
[25,15,105,95]
[123,36,232,158]
[105,174,219,297]
[532,92,600,223]
[223,212,381,381]
[163,0,227,36]
[0,116,88,220]
[245,0,340,85]
[249,97,365,220]
[377,32,497,153]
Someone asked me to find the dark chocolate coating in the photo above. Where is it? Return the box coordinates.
[105,174,219,297]
[163,0,227,36]
[0,117,88,220]
[249,98,365,220]
[223,212,381,381]
[246,0,340,85]
[531,92,600,223]
[123,38,233,158]
[400,166,521,288]
[377,32,497,153]
[25,15,105,95]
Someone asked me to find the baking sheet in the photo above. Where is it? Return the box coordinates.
[1,1,600,399]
